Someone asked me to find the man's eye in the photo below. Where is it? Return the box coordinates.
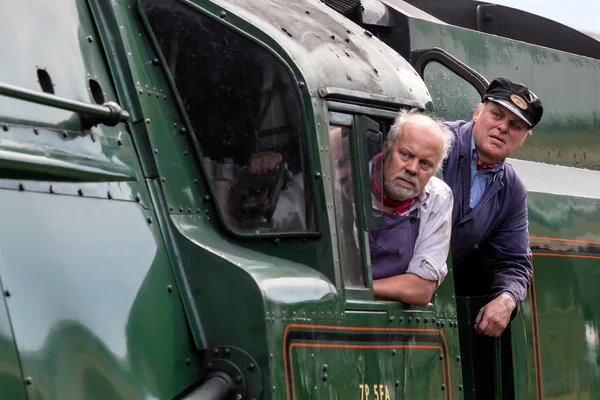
[420,161,432,170]
[399,151,410,160]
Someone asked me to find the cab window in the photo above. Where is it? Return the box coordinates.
[142,0,315,234]
[423,61,481,121]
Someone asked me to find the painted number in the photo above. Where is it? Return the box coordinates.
[360,384,391,400]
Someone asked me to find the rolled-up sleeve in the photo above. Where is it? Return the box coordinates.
[406,182,453,286]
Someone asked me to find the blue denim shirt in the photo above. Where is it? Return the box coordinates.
[469,136,504,209]
[442,120,533,312]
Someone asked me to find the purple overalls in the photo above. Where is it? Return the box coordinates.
[369,208,420,280]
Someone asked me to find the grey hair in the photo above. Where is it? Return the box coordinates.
[386,108,454,171]
[476,102,533,137]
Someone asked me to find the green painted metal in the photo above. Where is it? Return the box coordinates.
[2,0,600,399]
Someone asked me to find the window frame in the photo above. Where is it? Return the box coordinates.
[411,47,489,95]
[137,0,321,239]
[326,103,436,311]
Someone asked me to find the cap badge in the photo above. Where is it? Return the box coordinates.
[510,94,528,110]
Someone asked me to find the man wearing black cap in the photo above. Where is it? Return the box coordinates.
[442,77,543,337]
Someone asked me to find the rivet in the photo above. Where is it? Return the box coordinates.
[235,395,242,400]
[33,127,39,135]
[207,362,213,369]
[139,89,143,94]
[439,354,444,360]
[154,149,158,154]
[416,317,420,323]
[163,95,167,100]
[392,349,396,356]
[18,183,24,191]
[146,119,150,124]
[224,348,231,356]
[330,35,335,40]
[166,285,173,292]
[432,318,436,323]
[395,380,399,387]
[25,377,32,385]
[204,195,211,202]
[408,317,412,323]
[179,127,187,134]
[399,317,403,323]
[86,36,93,43]
[322,374,327,381]
[441,384,446,391]
[62,131,68,138]
[135,195,141,202]
[4,290,10,297]
[248,362,255,371]
[459,385,463,391]
[298,81,305,89]
[169,206,174,211]
[197,209,201,213]
[220,11,226,18]
[322,364,328,371]
[194,179,199,184]
[107,191,112,199]
[456,356,461,362]
[187,208,192,213]
[117,139,123,146]
[424,318,428,323]
[152,58,159,65]
[314,172,321,180]
[273,238,280,246]
[161,177,166,183]
[179,207,184,212]
[185,358,191,365]
[212,348,220,355]
[235,375,243,383]
[49,185,54,194]
[184,151,188,156]
[389,316,394,323]
[147,217,152,224]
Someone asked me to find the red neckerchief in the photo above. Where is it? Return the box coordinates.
[476,153,500,171]
[370,152,416,216]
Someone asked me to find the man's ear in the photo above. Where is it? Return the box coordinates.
[521,130,533,146]
[473,103,483,122]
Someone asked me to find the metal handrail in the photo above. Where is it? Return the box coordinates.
[0,81,129,126]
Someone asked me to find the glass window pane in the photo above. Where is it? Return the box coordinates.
[142,0,315,234]
[424,61,481,121]
[330,125,365,287]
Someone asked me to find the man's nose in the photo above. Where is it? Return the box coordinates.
[498,118,509,133]
[405,159,418,174]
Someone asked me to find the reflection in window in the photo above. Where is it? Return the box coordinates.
[330,126,365,287]
[424,61,481,121]
[143,0,314,234]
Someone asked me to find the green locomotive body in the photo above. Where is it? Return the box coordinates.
[0,1,599,399]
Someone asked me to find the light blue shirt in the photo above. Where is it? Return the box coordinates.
[469,137,504,209]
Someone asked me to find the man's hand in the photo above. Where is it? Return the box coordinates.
[249,152,293,179]
[474,293,516,337]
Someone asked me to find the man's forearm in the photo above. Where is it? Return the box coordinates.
[373,273,437,306]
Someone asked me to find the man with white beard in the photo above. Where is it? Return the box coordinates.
[368,109,454,306]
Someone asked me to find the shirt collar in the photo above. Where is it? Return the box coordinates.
[470,135,505,173]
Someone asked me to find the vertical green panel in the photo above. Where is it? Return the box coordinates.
[0,190,199,400]
[0,290,26,400]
